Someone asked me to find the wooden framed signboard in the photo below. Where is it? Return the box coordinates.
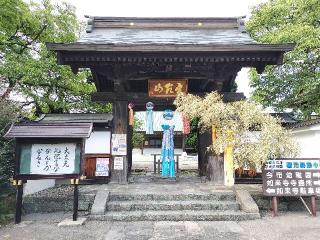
[148,79,188,97]
[4,123,93,223]
[262,158,320,216]
[263,158,320,196]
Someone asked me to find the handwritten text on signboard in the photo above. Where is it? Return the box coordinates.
[30,143,76,175]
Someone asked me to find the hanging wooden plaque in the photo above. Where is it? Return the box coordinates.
[148,79,188,97]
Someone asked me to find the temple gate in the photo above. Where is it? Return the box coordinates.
[47,17,293,184]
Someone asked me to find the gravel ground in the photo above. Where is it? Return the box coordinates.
[0,212,319,240]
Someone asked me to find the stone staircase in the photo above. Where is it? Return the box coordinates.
[90,191,260,221]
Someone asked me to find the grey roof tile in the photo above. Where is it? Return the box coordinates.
[4,123,93,138]
[287,118,320,129]
[78,28,256,45]
[38,113,112,123]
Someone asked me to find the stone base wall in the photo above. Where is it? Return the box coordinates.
[23,185,96,213]
[251,193,320,212]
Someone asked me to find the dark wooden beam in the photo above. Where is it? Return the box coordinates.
[92,91,245,104]
[56,51,283,67]
[200,79,212,91]
[47,42,295,53]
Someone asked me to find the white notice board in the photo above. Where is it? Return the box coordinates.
[111,134,127,156]
[30,143,76,174]
[95,158,109,176]
[114,157,124,170]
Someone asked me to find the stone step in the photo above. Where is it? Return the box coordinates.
[107,200,240,211]
[108,192,235,201]
[90,210,260,221]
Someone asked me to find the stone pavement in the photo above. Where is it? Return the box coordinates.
[0,212,319,240]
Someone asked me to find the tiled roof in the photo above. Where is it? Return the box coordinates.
[47,17,294,53]
[270,113,298,124]
[4,123,93,138]
[78,28,255,45]
[79,17,254,45]
[286,118,320,129]
[37,113,112,124]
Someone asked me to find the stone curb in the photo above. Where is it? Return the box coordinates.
[235,189,260,215]
[91,190,109,215]
[58,217,87,227]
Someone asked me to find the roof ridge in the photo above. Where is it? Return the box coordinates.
[85,16,246,20]
[84,16,246,33]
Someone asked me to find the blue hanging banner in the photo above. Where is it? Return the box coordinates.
[161,109,175,178]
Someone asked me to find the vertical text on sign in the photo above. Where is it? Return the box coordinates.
[30,143,76,174]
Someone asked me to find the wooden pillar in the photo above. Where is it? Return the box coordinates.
[224,130,234,186]
[111,100,128,183]
[311,195,317,216]
[198,128,226,184]
[207,154,224,184]
[197,130,211,176]
[73,183,79,221]
[15,181,23,224]
[224,143,234,186]
[272,196,278,217]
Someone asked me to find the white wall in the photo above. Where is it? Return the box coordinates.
[23,179,55,196]
[291,128,320,158]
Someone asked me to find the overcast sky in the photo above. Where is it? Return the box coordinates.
[58,0,268,97]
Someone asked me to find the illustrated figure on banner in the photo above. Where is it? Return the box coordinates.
[161,109,175,178]
[145,102,154,134]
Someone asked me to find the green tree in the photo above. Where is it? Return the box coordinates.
[0,0,111,116]
[0,100,19,180]
[185,118,198,150]
[132,117,145,149]
[0,100,19,224]
[246,0,320,117]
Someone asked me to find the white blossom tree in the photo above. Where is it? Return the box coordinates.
[174,92,299,170]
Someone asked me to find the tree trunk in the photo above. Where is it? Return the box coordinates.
[207,153,224,184]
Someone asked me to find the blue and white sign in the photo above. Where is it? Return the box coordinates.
[95,158,109,176]
[263,158,320,196]
[265,159,320,170]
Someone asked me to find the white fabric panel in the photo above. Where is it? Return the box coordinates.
[85,131,111,154]
[135,111,183,132]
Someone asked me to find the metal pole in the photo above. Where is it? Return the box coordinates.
[299,196,312,215]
